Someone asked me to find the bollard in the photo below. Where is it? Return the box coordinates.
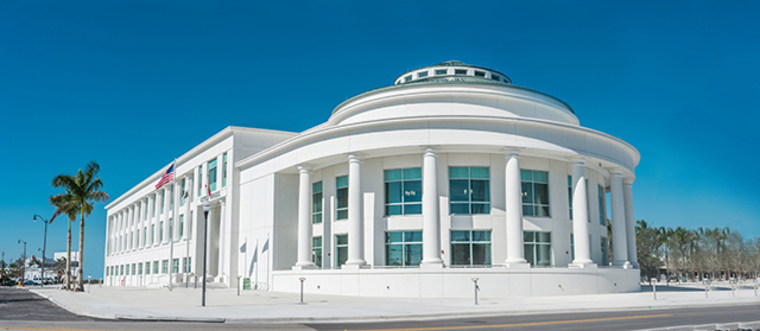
[704,280,710,298]
[651,279,657,300]
[194,276,198,289]
[755,283,758,297]
[472,278,480,305]
[237,275,241,296]
[731,280,736,297]
[299,277,306,304]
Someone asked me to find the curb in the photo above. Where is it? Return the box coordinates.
[27,288,117,321]
[26,288,760,325]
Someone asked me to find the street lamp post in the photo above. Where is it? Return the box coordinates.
[18,240,27,284]
[201,200,210,307]
[33,214,52,286]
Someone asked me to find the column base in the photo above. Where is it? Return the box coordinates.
[341,263,365,271]
[503,259,530,269]
[613,261,632,269]
[292,263,316,271]
[568,261,598,269]
[420,261,444,269]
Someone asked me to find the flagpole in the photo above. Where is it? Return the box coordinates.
[169,158,178,291]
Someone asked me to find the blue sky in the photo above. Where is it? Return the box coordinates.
[1,1,758,279]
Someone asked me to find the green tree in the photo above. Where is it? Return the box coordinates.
[636,220,662,282]
[50,161,109,291]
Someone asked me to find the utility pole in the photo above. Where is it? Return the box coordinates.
[18,240,27,284]
[34,214,52,286]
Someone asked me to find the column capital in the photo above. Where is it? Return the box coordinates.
[346,153,363,163]
[297,165,313,173]
[623,178,635,185]
[504,148,521,159]
[609,168,624,177]
[422,146,437,156]
[569,156,586,166]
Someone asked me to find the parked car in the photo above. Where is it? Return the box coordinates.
[24,280,40,286]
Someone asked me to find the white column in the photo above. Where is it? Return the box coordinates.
[624,179,639,268]
[345,154,366,267]
[216,154,223,190]
[421,148,442,267]
[505,152,528,267]
[610,170,631,268]
[295,166,315,268]
[570,158,595,267]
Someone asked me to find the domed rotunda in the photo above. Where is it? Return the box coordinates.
[104,61,640,298]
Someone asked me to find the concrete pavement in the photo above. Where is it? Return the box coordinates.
[28,281,760,324]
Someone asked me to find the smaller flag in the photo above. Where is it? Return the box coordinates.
[261,238,269,253]
[155,163,175,190]
[240,241,247,253]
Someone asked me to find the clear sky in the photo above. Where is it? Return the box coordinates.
[1,1,758,279]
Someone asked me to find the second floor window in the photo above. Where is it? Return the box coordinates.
[384,168,422,216]
[312,182,323,224]
[521,170,550,217]
[336,176,348,220]
[208,159,218,192]
[449,167,490,215]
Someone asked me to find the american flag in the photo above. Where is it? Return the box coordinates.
[155,163,175,190]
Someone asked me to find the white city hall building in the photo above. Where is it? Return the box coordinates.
[104,61,641,298]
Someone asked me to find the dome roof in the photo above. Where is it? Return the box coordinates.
[394,61,512,85]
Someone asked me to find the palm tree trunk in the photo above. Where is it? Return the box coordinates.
[66,220,72,291]
[77,210,85,291]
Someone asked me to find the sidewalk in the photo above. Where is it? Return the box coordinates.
[29,282,760,324]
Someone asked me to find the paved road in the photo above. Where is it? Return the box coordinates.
[1,287,759,331]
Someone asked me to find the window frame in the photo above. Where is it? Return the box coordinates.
[336,176,348,220]
[448,167,491,215]
[385,231,423,266]
[312,181,323,224]
[524,231,552,267]
[384,168,422,216]
[449,230,492,266]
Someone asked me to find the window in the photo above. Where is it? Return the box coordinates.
[144,199,148,220]
[189,211,193,239]
[312,236,322,268]
[131,263,136,275]
[138,262,143,275]
[601,237,610,265]
[598,185,605,225]
[449,167,490,215]
[570,233,575,261]
[136,229,140,248]
[435,69,447,75]
[312,182,323,224]
[197,166,203,197]
[161,260,168,274]
[159,221,164,243]
[335,234,348,267]
[384,168,422,216]
[567,176,573,220]
[450,230,491,266]
[524,231,552,267]
[180,178,186,207]
[179,215,184,238]
[474,70,486,77]
[336,176,348,220]
[150,224,155,245]
[145,262,151,275]
[152,195,156,216]
[404,75,412,82]
[169,218,173,241]
[491,74,500,81]
[172,258,179,273]
[142,227,147,247]
[182,257,191,273]
[208,159,217,192]
[152,261,159,274]
[120,265,124,276]
[385,231,422,266]
[455,69,467,75]
[521,170,550,217]
[126,264,130,276]
[417,71,428,78]
[222,152,228,187]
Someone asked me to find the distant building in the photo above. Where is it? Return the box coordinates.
[104,61,641,297]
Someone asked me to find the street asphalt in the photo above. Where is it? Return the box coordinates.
[2,286,760,330]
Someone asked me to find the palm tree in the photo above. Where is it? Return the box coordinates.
[50,161,109,291]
